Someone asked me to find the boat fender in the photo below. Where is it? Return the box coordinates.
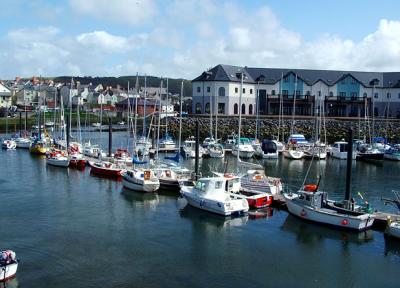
[300,209,306,217]
[341,219,349,226]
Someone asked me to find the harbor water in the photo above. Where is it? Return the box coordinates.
[0,132,399,287]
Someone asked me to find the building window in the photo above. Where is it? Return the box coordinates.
[218,103,225,114]
[235,87,238,93]
[282,90,288,96]
[205,103,210,113]
[241,104,246,114]
[339,92,346,97]
[296,90,300,96]
[318,91,321,97]
[363,93,367,97]
[243,88,246,94]
[341,78,346,85]
[250,89,253,94]
[306,91,310,96]
[351,92,358,98]
[218,87,225,97]
[197,87,201,93]
[398,93,400,99]
[207,86,210,93]
[374,93,379,99]
[195,103,201,114]
[350,77,357,84]
[283,76,289,83]
[329,91,333,97]
[234,103,238,114]
[271,90,276,95]
[249,104,253,115]
[387,93,391,99]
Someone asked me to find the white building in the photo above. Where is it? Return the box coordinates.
[0,83,12,108]
[192,64,400,118]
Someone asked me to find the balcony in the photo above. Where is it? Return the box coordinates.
[267,94,315,102]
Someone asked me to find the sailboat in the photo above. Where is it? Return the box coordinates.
[304,97,327,160]
[1,111,16,149]
[283,128,375,230]
[283,75,305,160]
[158,78,177,150]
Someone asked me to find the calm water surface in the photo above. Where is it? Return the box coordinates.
[0,132,399,287]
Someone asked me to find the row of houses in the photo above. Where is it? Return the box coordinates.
[191,64,400,118]
[0,77,169,112]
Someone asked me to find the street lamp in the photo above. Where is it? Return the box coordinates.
[255,75,265,140]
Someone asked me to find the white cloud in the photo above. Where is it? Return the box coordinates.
[69,0,157,26]
[76,31,133,53]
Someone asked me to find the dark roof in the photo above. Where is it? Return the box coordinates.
[193,64,400,88]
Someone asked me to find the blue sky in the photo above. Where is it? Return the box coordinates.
[1,0,400,79]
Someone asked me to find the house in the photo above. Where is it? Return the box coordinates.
[0,82,12,108]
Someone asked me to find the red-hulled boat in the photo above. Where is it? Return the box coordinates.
[69,153,87,169]
[89,161,124,178]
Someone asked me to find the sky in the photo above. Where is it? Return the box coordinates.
[1,0,400,79]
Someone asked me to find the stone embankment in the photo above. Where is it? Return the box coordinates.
[166,117,400,144]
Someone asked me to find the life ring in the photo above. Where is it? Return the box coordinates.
[304,184,318,192]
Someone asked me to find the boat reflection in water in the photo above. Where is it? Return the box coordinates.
[281,214,374,244]
[384,236,400,257]
[179,203,248,229]
[120,187,159,211]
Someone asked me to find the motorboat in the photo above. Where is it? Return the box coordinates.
[330,141,353,159]
[232,138,255,159]
[154,165,191,192]
[83,142,106,158]
[356,145,384,164]
[180,176,249,216]
[207,143,225,158]
[45,121,54,127]
[385,217,400,239]
[271,139,284,153]
[122,168,160,192]
[181,137,204,158]
[202,137,216,148]
[240,170,282,195]
[92,122,101,127]
[1,139,16,150]
[215,172,273,209]
[259,139,279,159]
[69,152,86,169]
[304,142,327,160]
[158,134,176,149]
[283,185,375,231]
[283,145,304,160]
[14,137,31,149]
[384,145,400,161]
[224,133,237,151]
[89,161,124,178]
[0,250,18,282]
[29,139,50,155]
[114,148,133,165]
[46,149,70,167]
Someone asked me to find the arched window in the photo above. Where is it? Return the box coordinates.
[363,92,367,97]
[218,87,225,97]
[205,103,210,113]
[242,104,246,114]
[329,91,333,97]
[249,104,253,115]
[234,103,238,114]
[195,103,201,114]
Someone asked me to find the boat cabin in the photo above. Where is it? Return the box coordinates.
[296,189,326,209]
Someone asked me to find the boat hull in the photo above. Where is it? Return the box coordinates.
[284,194,374,230]
[46,157,70,167]
[89,162,122,178]
[385,222,400,238]
[0,262,18,282]
[182,192,248,216]
[356,152,384,164]
[283,149,304,160]
[122,176,159,192]
[232,149,254,159]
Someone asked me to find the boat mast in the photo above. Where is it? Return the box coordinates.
[278,72,283,142]
[215,83,218,141]
[143,75,147,137]
[178,80,183,152]
[156,80,163,160]
[236,71,245,170]
[165,78,168,137]
[69,77,73,140]
[133,74,139,153]
[289,74,298,140]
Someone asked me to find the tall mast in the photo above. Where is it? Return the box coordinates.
[278,72,283,142]
[178,80,183,151]
[165,78,168,137]
[134,74,139,152]
[215,84,218,141]
[143,75,147,136]
[237,71,245,170]
[289,74,298,140]
[156,80,163,160]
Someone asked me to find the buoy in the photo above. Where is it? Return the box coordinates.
[304,184,318,192]
[341,219,349,226]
